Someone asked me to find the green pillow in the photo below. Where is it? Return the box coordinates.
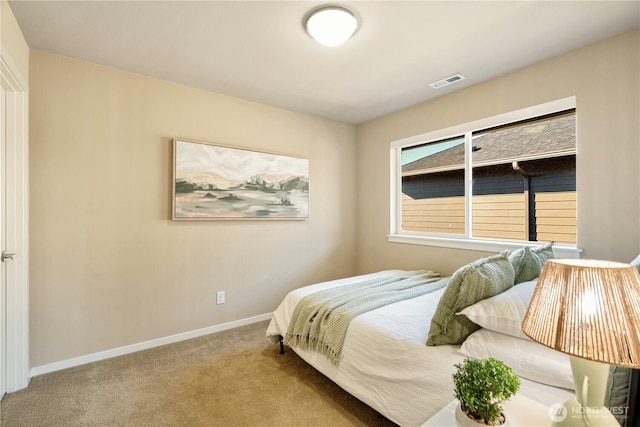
[631,254,640,274]
[531,242,556,264]
[509,243,556,285]
[604,366,631,426]
[509,247,542,284]
[426,251,515,346]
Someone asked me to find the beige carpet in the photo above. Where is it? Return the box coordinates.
[0,320,397,427]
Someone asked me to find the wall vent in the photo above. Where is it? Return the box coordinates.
[430,73,466,89]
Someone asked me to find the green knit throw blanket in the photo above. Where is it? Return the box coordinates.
[284,270,444,364]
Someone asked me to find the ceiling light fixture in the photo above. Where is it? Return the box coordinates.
[304,5,358,47]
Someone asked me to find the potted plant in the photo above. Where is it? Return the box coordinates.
[452,357,521,426]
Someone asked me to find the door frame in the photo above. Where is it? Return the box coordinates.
[0,50,30,393]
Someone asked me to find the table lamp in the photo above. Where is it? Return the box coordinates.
[522,259,640,427]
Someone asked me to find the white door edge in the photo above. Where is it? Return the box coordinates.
[0,49,30,393]
[1,83,7,399]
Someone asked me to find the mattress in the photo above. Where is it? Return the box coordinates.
[266,270,573,427]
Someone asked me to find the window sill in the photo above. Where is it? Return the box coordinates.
[387,234,582,259]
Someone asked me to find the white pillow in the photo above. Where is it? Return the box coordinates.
[459,328,574,390]
[458,280,536,340]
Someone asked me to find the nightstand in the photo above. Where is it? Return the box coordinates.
[421,394,551,426]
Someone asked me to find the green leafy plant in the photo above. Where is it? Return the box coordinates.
[452,357,521,425]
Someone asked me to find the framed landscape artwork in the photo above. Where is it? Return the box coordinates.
[172,139,309,220]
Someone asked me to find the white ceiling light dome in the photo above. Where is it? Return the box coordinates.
[304,5,359,47]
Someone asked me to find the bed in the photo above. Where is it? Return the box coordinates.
[266,248,575,427]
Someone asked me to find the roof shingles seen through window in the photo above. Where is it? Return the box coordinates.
[402,112,575,175]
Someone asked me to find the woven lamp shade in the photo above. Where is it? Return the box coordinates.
[522,259,640,368]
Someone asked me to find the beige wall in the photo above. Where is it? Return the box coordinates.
[356,29,640,275]
[1,0,29,81]
[24,25,640,370]
[29,51,357,368]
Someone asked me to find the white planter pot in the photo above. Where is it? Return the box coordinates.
[455,403,509,427]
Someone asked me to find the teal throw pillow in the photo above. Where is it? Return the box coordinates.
[426,251,515,346]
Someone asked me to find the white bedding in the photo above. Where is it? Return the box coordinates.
[266,270,573,427]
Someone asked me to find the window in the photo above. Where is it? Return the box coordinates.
[390,98,578,253]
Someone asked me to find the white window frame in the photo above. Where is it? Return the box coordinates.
[389,97,581,258]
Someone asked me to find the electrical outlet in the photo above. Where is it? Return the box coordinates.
[216,291,225,305]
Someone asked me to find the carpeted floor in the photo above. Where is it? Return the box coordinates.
[0,320,398,427]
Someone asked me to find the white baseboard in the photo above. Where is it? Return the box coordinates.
[30,313,273,377]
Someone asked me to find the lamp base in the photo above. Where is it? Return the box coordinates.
[551,398,619,427]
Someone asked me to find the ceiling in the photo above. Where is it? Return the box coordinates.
[8,1,640,125]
